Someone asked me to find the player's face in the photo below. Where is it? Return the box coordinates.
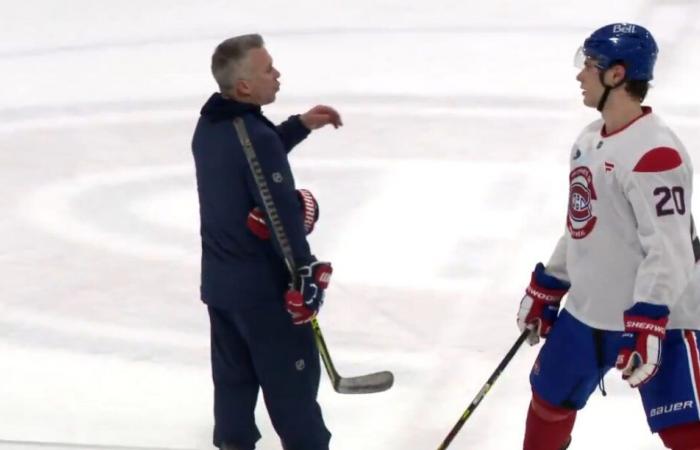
[576,58,604,108]
[238,47,281,105]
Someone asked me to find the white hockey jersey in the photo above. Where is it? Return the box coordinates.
[545,107,700,330]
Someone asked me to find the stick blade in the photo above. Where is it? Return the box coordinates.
[333,371,394,394]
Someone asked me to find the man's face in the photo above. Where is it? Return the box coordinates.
[576,57,605,108]
[237,47,280,105]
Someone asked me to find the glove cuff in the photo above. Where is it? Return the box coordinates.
[533,263,570,290]
[623,302,670,338]
[294,254,317,268]
[528,263,569,303]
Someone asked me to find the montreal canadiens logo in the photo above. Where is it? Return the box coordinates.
[567,166,597,239]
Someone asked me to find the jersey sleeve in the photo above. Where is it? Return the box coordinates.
[623,147,694,309]
[276,115,311,153]
[545,233,570,283]
[244,128,313,265]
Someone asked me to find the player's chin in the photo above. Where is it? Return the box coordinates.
[262,93,277,105]
[582,95,597,108]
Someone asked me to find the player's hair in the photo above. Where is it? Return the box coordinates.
[625,79,650,102]
[211,34,264,94]
[608,59,651,102]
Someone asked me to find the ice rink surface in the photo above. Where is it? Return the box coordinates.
[2,1,700,449]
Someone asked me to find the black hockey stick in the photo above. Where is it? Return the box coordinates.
[233,117,394,394]
[309,316,394,394]
[436,329,530,449]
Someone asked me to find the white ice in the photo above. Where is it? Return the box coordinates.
[2,1,700,449]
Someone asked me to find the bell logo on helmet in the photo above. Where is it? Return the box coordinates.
[613,24,636,34]
[581,23,658,81]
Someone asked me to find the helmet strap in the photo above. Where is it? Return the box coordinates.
[596,70,626,112]
[596,86,611,112]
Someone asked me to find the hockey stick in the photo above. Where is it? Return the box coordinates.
[436,329,530,450]
[309,316,394,394]
[233,117,394,394]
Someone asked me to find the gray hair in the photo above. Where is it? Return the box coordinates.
[211,34,264,93]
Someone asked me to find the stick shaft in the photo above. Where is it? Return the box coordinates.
[437,329,530,450]
[233,118,342,388]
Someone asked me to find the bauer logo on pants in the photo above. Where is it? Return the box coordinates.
[649,400,694,417]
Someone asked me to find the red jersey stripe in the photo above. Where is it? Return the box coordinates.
[633,147,682,173]
[684,331,700,405]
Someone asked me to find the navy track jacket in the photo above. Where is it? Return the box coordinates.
[192,93,313,309]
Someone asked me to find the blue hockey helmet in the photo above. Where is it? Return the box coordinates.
[575,23,658,81]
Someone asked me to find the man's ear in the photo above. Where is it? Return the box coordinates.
[610,64,627,84]
[234,79,251,98]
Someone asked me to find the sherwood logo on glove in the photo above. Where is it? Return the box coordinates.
[624,320,667,335]
[525,287,561,302]
[649,400,694,417]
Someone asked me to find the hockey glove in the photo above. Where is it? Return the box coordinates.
[615,302,669,388]
[285,260,333,325]
[247,189,319,240]
[517,263,570,345]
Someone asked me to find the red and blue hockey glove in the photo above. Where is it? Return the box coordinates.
[247,189,319,240]
[285,260,333,325]
[615,302,669,388]
[517,263,570,345]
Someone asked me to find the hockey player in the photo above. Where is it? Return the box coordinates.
[191,34,342,450]
[517,23,700,450]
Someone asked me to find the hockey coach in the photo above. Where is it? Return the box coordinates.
[191,33,342,450]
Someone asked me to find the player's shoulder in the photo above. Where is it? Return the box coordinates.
[579,117,605,136]
[632,114,689,173]
[618,112,689,173]
[572,118,605,148]
[631,146,685,173]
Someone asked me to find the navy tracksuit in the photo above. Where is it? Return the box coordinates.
[191,93,331,450]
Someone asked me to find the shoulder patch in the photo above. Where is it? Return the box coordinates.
[633,147,682,173]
